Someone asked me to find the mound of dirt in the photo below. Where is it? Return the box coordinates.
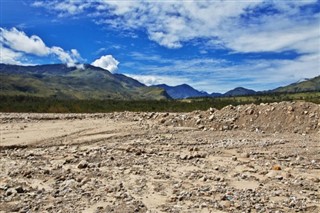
[154,101,320,134]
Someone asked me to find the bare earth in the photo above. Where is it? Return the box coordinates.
[0,102,319,213]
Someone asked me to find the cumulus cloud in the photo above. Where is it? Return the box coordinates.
[32,0,320,54]
[1,27,49,56]
[91,55,119,73]
[51,46,83,68]
[0,27,83,68]
[0,44,23,64]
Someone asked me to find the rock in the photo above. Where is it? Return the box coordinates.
[222,125,229,131]
[78,160,89,169]
[6,188,17,197]
[219,200,232,208]
[240,152,250,158]
[180,154,189,160]
[272,165,281,170]
[231,156,237,161]
[15,186,24,193]
[287,106,294,112]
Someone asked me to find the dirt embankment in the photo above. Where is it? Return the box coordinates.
[152,101,320,134]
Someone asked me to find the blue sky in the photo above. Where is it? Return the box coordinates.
[1,0,319,93]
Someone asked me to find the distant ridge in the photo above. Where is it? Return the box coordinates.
[154,84,210,99]
[224,87,256,97]
[153,75,320,99]
[153,84,255,99]
[0,63,170,100]
[272,75,320,93]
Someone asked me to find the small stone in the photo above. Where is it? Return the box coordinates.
[15,186,24,193]
[198,125,205,129]
[231,156,237,161]
[78,160,89,169]
[5,188,17,197]
[240,152,250,158]
[200,202,207,209]
[180,154,188,160]
[272,165,281,170]
[287,106,294,112]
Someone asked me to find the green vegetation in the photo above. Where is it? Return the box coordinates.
[273,76,320,93]
[0,64,169,100]
[1,91,319,113]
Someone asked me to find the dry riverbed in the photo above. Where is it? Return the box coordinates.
[0,101,319,213]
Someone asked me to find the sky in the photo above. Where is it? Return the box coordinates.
[1,0,320,93]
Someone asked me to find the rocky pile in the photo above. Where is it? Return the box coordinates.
[153,101,320,134]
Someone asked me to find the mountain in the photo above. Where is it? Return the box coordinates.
[0,64,169,100]
[272,75,320,93]
[224,87,256,97]
[154,84,210,99]
[210,92,223,97]
[154,83,256,99]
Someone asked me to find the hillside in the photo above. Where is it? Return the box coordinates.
[0,64,169,100]
[224,87,256,97]
[273,75,320,93]
[154,84,210,99]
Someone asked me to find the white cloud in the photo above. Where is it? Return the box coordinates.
[33,0,320,54]
[0,44,23,64]
[125,74,189,87]
[0,27,83,68]
[91,55,119,73]
[222,15,320,54]
[1,27,50,56]
[33,0,90,17]
[51,46,83,68]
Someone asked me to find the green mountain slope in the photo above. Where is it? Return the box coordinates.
[273,76,320,93]
[0,64,169,100]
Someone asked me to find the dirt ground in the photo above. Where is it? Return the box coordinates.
[0,101,319,213]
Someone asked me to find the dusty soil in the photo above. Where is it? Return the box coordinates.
[0,101,319,213]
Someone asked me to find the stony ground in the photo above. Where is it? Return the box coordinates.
[0,101,319,213]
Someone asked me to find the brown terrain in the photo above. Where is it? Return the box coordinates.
[0,101,319,213]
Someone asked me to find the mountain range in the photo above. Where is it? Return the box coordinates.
[0,64,169,100]
[0,63,319,100]
[154,84,258,99]
[154,84,211,99]
[155,76,320,99]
